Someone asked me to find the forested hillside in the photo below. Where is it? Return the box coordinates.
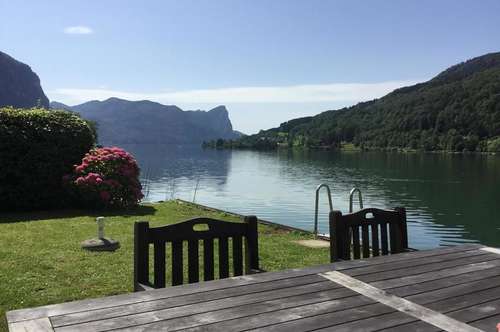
[219,52,500,152]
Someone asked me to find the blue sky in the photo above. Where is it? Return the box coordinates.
[2,0,500,133]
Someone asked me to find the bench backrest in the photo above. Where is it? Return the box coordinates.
[329,207,408,261]
[134,216,259,290]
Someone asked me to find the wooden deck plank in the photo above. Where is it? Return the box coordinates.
[388,266,500,298]
[6,265,337,323]
[448,297,500,321]
[7,244,497,332]
[58,253,500,331]
[344,249,488,277]
[335,243,483,273]
[372,320,441,332]
[9,245,481,324]
[51,274,330,327]
[470,314,500,331]
[407,278,500,308]
[250,307,405,332]
[54,282,342,331]
[376,285,500,331]
[371,258,500,290]
[320,271,482,332]
[357,253,499,283]
[312,311,417,332]
[8,318,53,332]
[148,290,365,332]
[99,291,369,332]
[176,303,395,332]
[428,288,500,322]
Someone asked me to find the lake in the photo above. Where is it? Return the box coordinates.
[123,144,500,250]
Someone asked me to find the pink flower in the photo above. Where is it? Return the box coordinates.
[69,146,142,208]
[85,173,102,184]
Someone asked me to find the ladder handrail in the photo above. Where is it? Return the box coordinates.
[349,187,363,213]
[314,183,333,237]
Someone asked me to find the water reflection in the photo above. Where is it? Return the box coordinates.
[122,144,231,201]
[124,144,500,250]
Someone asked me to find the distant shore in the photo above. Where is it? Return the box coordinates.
[203,141,498,155]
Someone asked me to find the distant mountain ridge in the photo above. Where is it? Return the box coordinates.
[0,51,49,108]
[228,52,500,152]
[50,98,241,145]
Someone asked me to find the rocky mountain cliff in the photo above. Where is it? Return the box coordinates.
[0,51,49,108]
[51,98,241,145]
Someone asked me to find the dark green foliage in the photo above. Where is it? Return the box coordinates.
[223,52,500,153]
[204,133,280,150]
[0,107,95,211]
[278,116,313,132]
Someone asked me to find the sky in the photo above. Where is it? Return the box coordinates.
[1,0,500,134]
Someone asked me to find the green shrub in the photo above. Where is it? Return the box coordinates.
[0,107,95,211]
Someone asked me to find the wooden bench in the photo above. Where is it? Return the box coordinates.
[134,216,261,291]
[329,207,410,262]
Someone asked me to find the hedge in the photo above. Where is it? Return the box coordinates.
[0,107,95,211]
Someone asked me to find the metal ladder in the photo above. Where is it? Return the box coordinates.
[349,187,364,213]
[314,183,333,237]
[313,185,364,237]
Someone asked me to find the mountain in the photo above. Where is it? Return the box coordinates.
[49,101,72,111]
[227,52,500,152]
[51,98,241,145]
[0,51,49,108]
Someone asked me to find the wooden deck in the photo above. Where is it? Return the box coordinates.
[7,244,500,331]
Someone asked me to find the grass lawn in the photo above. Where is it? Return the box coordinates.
[0,200,329,331]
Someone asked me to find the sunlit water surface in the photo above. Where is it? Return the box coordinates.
[123,144,500,250]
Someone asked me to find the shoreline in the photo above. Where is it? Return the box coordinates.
[174,199,330,240]
[204,144,499,156]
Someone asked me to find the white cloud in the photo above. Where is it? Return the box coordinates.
[49,80,422,133]
[63,26,93,34]
[50,80,419,105]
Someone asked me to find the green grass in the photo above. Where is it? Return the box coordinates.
[0,201,329,331]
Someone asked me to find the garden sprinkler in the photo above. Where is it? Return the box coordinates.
[97,216,105,238]
[81,216,120,252]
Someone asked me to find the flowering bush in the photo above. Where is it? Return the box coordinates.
[65,147,143,208]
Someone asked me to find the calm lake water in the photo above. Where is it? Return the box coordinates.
[123,144,500,250]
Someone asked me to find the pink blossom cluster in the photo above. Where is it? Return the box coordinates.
[64,147,143,208]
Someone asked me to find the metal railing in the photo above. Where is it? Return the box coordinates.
[314,183,333,237]
[349,187,363,213]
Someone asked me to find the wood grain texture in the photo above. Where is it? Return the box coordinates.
[7,244,481,324]
[8,318,53,332]
[133,216,260,290]
[320,271,482,332]
[7,244,498,332]
[329,207,409,262]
